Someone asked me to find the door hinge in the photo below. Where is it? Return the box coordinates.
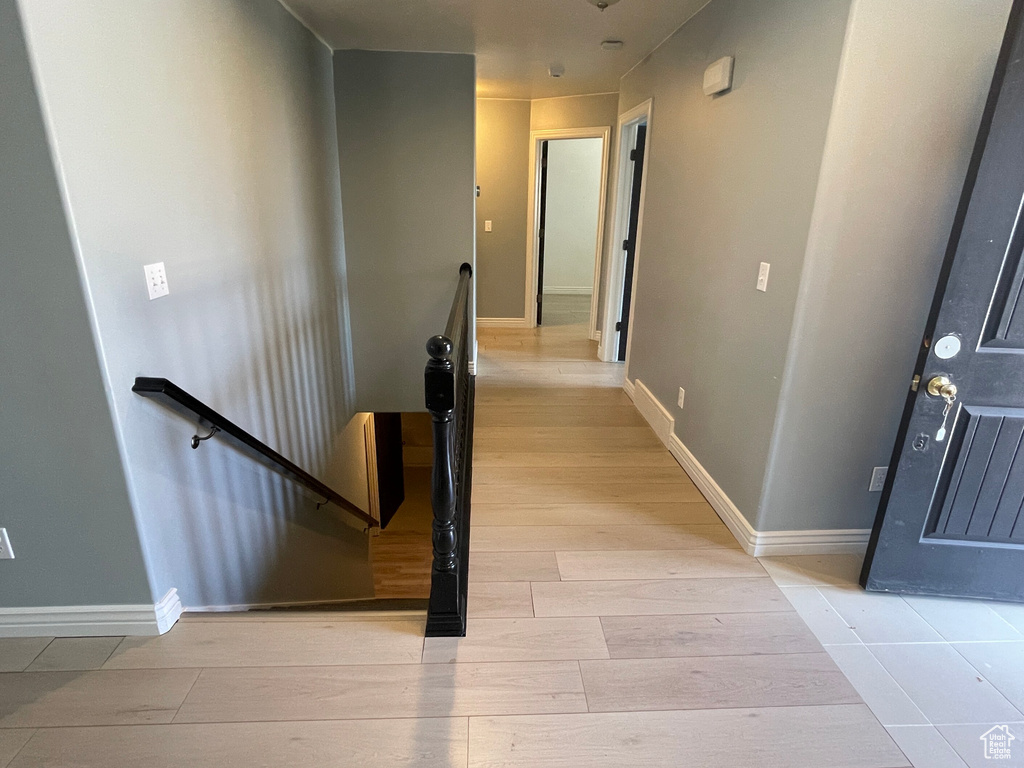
[622,239,630,251]
[630,149,638,161]
[910,374,921,392]
[539,228,545,238]
[615,321,622,331]
[537,294,543,304]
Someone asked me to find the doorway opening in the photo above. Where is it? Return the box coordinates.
[526,127,611,344]
[600,99,653,367]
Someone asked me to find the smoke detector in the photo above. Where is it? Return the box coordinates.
[587,0,621,9]
[601,40,625,51]
[548,64,565,78]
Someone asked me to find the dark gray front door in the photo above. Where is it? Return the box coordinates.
[863,0,1024,602]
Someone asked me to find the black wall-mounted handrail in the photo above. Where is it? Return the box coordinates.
[132,377,379,529]
[425,262,475,637]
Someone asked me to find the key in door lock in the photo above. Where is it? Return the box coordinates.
[926,376,958,442]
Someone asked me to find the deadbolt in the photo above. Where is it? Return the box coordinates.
[927,376,958,401]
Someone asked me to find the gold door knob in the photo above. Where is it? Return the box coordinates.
[927,376,958,401]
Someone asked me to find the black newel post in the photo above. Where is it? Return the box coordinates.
[425,334,463,636]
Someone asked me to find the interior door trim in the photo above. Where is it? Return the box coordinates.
[524,126,612,335]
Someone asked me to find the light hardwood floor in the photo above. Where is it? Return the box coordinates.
[0,318,911,767]
[369,466,433,600]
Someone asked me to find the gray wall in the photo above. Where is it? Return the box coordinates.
[334,50,476,410]
[0,0,152,608]
[476,99,531,319]
[758,0,1011,532]
[620,0,853,523]
[474,93,619,322]
[18,0,373,608]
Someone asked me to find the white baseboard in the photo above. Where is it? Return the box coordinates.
[477,317,528,328]
[630,378,871,557]
[623,378,636,401]
[0,588,182,638]
[543,287,592,295]
[593,330,602,344]
[632,379,674,444]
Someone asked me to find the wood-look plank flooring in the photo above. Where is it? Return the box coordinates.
[0,317,908,767]
[369,466,433,599]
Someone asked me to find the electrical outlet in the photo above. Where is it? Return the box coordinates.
[144,262,169,300]
[869,467,888,492]
[0,528,14,559]
[756,262,771,292]
[484,220,493,232]
[678,388,685,409]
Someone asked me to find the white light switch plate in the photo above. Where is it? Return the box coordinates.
[869,467,888,492]
[484,220,493,232]
[756,262,770,292]
[0,528,14,559]
[678,388,685,409]
[144,262,169,300]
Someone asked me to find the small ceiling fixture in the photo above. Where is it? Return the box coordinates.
[587,0,621,10]
[548,64,565,78]
[601,40,625,51]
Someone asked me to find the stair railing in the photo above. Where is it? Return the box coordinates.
[133,377,378,529]
[424,262,475,637]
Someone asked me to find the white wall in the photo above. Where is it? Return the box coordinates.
[543,138,603,293]
[18,0,374,609]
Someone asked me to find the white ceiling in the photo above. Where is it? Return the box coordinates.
[282,0,710,99]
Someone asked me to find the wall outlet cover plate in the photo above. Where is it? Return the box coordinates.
[0,528,14,559]
[144,262,169,300]
[756,262,770,292]
[869,467,888,492]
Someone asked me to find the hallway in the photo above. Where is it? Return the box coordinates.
[466,320,908,765]
[0,320,909,768]
[0,320,924,768]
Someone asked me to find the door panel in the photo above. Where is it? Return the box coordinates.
[929,406,1024,542]
[536,140,549,326]
[864,0,1024,602]
[617,124,647,362]
[981,217,1024,349]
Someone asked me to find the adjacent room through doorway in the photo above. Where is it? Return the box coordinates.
[535,137,605,331]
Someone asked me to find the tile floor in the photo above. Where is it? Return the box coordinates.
[762,553,1024,767]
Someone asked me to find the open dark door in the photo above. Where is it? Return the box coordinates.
[863,0,1024,603]
[617,124,647,362]
[536,140,549,326]
[372,413,405,529]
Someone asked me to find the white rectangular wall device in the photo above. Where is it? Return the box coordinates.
[0,528,13,559]
[756,262,770,292]
[144,262,169,300]
[703,56,735,96]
